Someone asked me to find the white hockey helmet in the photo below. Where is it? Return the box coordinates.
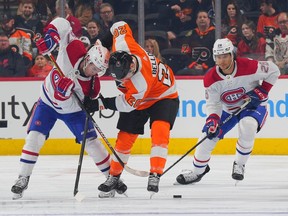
[213,38,234,61]
[84,39,110,77]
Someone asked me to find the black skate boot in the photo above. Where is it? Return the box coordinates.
[98,174,120,193]
[232,161,245,181]
[147,172,160,198]
[98,175,128,198]
[115,179,127,195]
[176,165,210,185]
[11,176,30,200]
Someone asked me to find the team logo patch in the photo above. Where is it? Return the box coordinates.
[51,69,61,89]
[35,120,41,126]
[221,87,245,104]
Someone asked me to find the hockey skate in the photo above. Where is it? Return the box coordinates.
[147,172,160,199]
[98,174,128,198]
[176,165,210,185]
[232,161,245,184]
[98,178,128,198]
[115,178,127,195]
[11,176,30,200]
[98,190,116,198]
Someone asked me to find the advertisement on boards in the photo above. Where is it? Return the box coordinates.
[0,79,287,139]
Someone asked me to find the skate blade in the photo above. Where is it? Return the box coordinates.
[12,193,23,200]
[149,192,156,199]
[234,180,241,186]
[98,190,116,198]
[122,192,128,197]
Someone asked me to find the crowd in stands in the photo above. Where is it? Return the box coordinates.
[0,0,288,77]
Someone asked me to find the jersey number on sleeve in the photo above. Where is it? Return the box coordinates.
[158,63,172,87]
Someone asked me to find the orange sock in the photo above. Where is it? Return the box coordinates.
[150,120,170,174]
[110,131,138,176]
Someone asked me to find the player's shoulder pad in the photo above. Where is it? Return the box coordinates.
[203,67,221,88]
[234,57,258,77]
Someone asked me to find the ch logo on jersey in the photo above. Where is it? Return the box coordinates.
[51,69,61,89]
[221,87,245,104]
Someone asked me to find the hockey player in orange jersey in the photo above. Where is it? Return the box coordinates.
[84,21,179,196]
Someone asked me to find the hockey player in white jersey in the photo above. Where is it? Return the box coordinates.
[176,38,280,185]
[11,17,127,199]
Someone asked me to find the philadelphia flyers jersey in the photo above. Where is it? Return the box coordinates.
[257,13,279,38]
[109,21,178,112]
[204,57,280,116]
[181,26,216,68]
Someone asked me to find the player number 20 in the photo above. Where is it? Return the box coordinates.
[158,63,171,87]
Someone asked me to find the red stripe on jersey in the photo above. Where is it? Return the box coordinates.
[194,156,210,163]
[204,58,258,88]
[78,76,100,98]
[96,154,110,166]
[22,149,39,156]
[261,80,273,92]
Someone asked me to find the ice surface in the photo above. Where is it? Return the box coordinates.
[1,155,288,216]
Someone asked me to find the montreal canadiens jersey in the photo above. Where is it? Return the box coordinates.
[40,17,100,114]
[110,21,178,112]
[204,57,280,117]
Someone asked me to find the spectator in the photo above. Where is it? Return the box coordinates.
[0,33,27,77]
[44,0,82,38]
[92,0,103,22]
[179,10,215,75]
[169,0,197,36]
[34,0,53,27]
[98,3,116,36]
[14,0,45,60]
[145,38,165,63]
[82,19,101,44]
[1,13,33,65]
[75,2,93,27]
[265,12,288,75]
[79,35,91,50]
[27,54,53,77]
[221,0,246,47]
[257,0,279,39]
[14,0,44,36]
[237,20,266,60]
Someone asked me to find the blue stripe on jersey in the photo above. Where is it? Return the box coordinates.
[193,161,207,168]
[20,158,36,164]
[101,166,110,173]
[236,148,252,155]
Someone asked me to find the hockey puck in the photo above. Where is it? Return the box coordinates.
[173,195,182,198]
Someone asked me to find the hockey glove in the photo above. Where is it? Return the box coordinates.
[245,86,268,109]
[203,114,220,139]
[84,94,106,113]
[36,28,60,55]
[54,77,75,100]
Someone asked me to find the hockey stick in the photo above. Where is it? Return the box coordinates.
[161,99,251,177]
[73,115,89,201]
[48,54,150,177]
